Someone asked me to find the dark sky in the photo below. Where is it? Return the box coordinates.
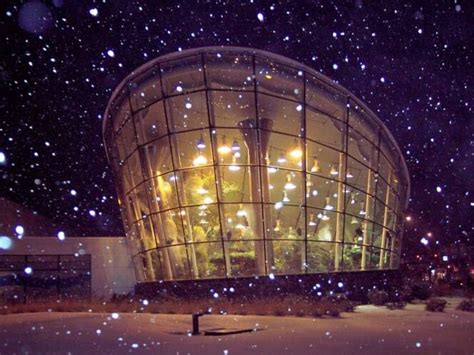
[1,1,472,250]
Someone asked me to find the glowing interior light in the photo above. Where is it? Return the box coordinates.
[359,202,366,215]
[324,197,334,210]
[282,191,290,202]
[233,151,241,158]
[277,153,287,164]
[350,192,356,204]
[185,101,192,109]
[306,177,313,187]
[198,210,207,217]
[196,187,208,195]
[265,74,272,80]
[193,153,208,166]
[15,225,25,235]
[284,174,296,190]
[236,204,247,217]
[196,137,206,149]
[273,219,281,232]
[311,159,321,173]
[317,212,330,221]
[274,201,283,210]
[228,156,240,171]
[199,204,208,210]
[351,216,359,224]
[236,223,246,230]
[231,140,240,151]
[346,169,354,178]
[218,136,231,155]
[199,219,209,225]
[289,139,303,159]
[308,213,317,226]
[330,165,339,176]
[203,197,213,204]
[268,167,277,173]
[268,184,274,190]
[312,189,318,196]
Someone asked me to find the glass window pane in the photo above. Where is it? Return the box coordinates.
[271,240,305,275]
[166,91,208,132]
[110,88,131,132]
[205,52,253,90]
[307,241,335,273]
[306,176,338,210]
[306,75,346,121]
[342,243,362,271]
[129,66,162,111]
[171,130,213,169]
[214,128,249,165]
[349,103,379,145]
[145,172,179,212]
[222,203,263,240]
[264,204,305,241]
[255,58,303,101]
[123,152,144,191]
[134,101,168,145]
[257,94,302,137]
[161,55,204,96]
[225,240,263,277]
[219,166,256,203]
[175,167,217,206]
[266,132,303,171]
[306,140,342,181]
[306,109,344,150]
[210,91,255,128]
[306,208,338,242]
[181,204,220,242]
[346,158,370,193]
[164,245,190,280]
[268,170,303,205]
[116,118,137,161]
[190,242,226,279]
[139,136,174,178]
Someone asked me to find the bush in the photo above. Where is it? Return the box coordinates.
[368,289,389,305]
[425,298,447,312]
[456,299,474,312]
[386,301,407,310]
[398,285,414,302]
[312,309,324,318]
[412,282,432,300]
[325,307,340,317]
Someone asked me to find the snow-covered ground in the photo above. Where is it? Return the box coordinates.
[1,299,472,354]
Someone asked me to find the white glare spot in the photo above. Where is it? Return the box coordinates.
[269,273,275,280]
[420,237,429,246]
[24,266,33,275]
[142,299,149,306]
[176,85,183,92]
[96,329,101,335]
[70,189,77,196]
[416,342,421,348]
[257,13,264,22]
[111,312,119,319]
[213,292,219,298]
[0,152,6,164]
[296,104,303,112]
[89,210,96,217]
[0,236,13,250]
[15,225,24,235]
[57,231,66,241]
[107,50,115,58]
[436,186,442,193]
[185,102,192,109]
[332,64,338,70]
[89,8,98,16]
[337,282,343,288]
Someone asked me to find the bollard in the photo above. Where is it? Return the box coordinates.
[192,310,211,335]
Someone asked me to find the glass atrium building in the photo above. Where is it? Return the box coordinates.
[103,47,410,282]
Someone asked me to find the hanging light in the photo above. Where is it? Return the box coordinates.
[284,174,296,190]
[350,192,356,204]
[351,216,359,224]
[282,191,290,203]
[196,136,206,150]
[231,140,240,152]
[311,159,321,173]
[233,151,241,158]
[277,153,287,164]
[193,153,207,166]
[268,167,277,174]
[199,219,209,225]
[330,164,339,176]
[203,196,213,204]
[317,211,330,221]
[236,204,247,217]
[324,197,334,210]
[312,189,318,196]
[198,210,207,217]
[196,186,208,195]
[359,201,366,216]
[273,219,281,232]
[346,169,354,178]
[309,213,317,226]
[289,138,303,159]
[306,176,313,187]
[229,155,240,171]
[218,136,231,155]
[274,201,283,210]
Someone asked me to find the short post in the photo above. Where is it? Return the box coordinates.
[192,310,211,335]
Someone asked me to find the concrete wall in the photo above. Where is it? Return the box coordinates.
[1,236,136,298]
